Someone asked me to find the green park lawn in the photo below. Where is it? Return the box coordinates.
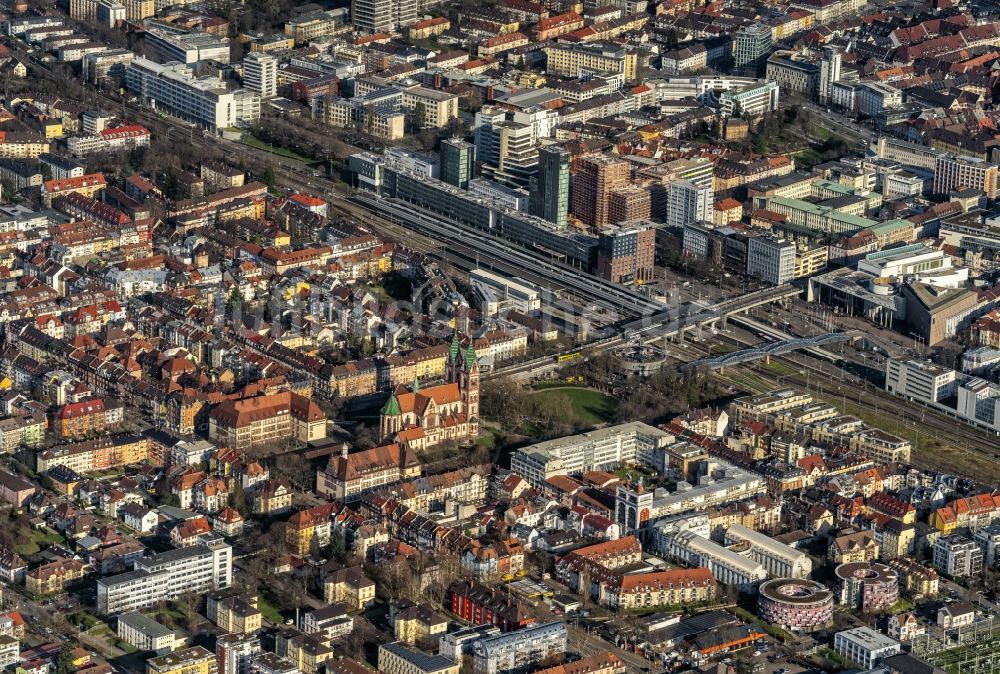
[528,387,618,425]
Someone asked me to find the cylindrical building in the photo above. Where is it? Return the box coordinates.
[835,561,899,613]
[757,578,834,632]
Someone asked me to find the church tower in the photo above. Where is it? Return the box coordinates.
[447,332,462,384]
[462,342,480,434]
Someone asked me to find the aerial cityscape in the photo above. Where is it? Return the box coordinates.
[2,0,1000,673]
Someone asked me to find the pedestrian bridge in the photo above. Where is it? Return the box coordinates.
[680,332,852,371]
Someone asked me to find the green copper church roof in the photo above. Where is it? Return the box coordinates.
[382,393,401,416]
[449,333,461,361]
[465,342,476,368]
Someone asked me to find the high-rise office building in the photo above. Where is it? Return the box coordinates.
[351,0,417,33]
[572,155,630,229]
[243,52,278,98]
[482,121,537,189]
[733,23,773,75]
[474,106,507,170]
[666,179,712,228]
[747,235,796,285]
[530,146,570,228]
[818,46,841,106]
[440,138,475,189]
[596,222,655,283]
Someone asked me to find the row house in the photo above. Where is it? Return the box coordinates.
[52,397,123,439]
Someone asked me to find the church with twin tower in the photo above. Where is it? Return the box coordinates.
[379,334,480,451]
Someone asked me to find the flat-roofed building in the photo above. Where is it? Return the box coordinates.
[144,28,231,65]
[510,422,673,486]
[472,623,567,674]
[124,58,260,131]
[885,358,957,404]
[97,536,232,615]
[543,43,637,81]
[833,627,901,669]
[148,646,217,674]
[469,269,541,316]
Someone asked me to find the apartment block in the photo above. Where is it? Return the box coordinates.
[285,9,349,45]
[472,622,567,674]
[933,535,983,578]
[933,155,999,199]
[243,52,277,98]
[125,58,261,131]
[144,29,230,65]
[148,646,218,674]
[543,43,637,81]
[510,422,672,486]
[38,434,149,473]
[97,536,232,614]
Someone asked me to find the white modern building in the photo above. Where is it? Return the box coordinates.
[958,377,1000,431]
[818,46,841,105]
[974,525,1000,568]
[471,622,567,674]
[510,422,673,486]
[733,23,772,72]
[117,611,184,652]
[96,0,126,27]
[144,28,231,65]
[885,358,958,404]
[351,0,417,33]
[439,626,501,661]
[468,178,530,211]
[857,247,968,288]
[833,627,901,669]
[97,536,232,614]
[124,58,260,131]
[960,346,1000,376]
[718,81,780,117]
[243,52,277,98]
[747,235,796,285]
[723,523,812,578]
[667,179,712,228]
[829,81,859,111]
[932,535,983,578]
[217,634,262,674]
[857,83,902,118]
[469,269,541,316]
